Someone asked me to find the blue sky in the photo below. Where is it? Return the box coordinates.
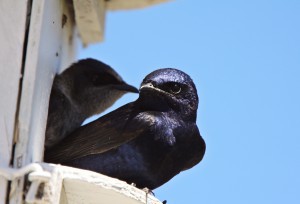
[79,1,300,203]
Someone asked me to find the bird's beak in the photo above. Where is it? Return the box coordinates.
[140,82,170,96]
[115,83,139,93]
[140,83,155,91]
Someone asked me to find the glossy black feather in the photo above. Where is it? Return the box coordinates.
[45,102,151,162]
[45,68,205,189]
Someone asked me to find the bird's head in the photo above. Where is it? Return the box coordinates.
[57,58,138,115]
[139,68,199,121]
[70,58,138,95]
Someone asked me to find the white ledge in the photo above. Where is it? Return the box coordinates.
[40,163,162,204]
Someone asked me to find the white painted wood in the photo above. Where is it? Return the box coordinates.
[41,163,162,204]
[107,0,171,10]
[72,0,171,45]
[10,0,77,203]
[73,0,106,45]
[14,0,76,168]
[0,0,28,203]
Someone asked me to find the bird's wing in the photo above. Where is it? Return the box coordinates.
[44,102,155,163]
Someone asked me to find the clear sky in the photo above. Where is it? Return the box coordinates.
[79,1,300,203]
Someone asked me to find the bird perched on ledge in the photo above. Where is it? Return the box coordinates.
[45,68,206,189]
[45,58,138,150]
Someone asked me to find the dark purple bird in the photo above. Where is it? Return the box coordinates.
[45,68,206,189]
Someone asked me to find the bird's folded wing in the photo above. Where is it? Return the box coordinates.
[44,102,155,163]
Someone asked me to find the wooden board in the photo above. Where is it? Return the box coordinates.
[72,0,171,45]
[0,1,28,203]
[73,0,106,45]
[9,0,77,203]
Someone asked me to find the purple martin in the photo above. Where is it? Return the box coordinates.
[45,58,138,150]
[45,68,206,189]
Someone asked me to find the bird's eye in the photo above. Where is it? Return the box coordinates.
[160,82,183,95]
[169,83,181,94]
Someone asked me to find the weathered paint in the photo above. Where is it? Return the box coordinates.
[10,0,76,203]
